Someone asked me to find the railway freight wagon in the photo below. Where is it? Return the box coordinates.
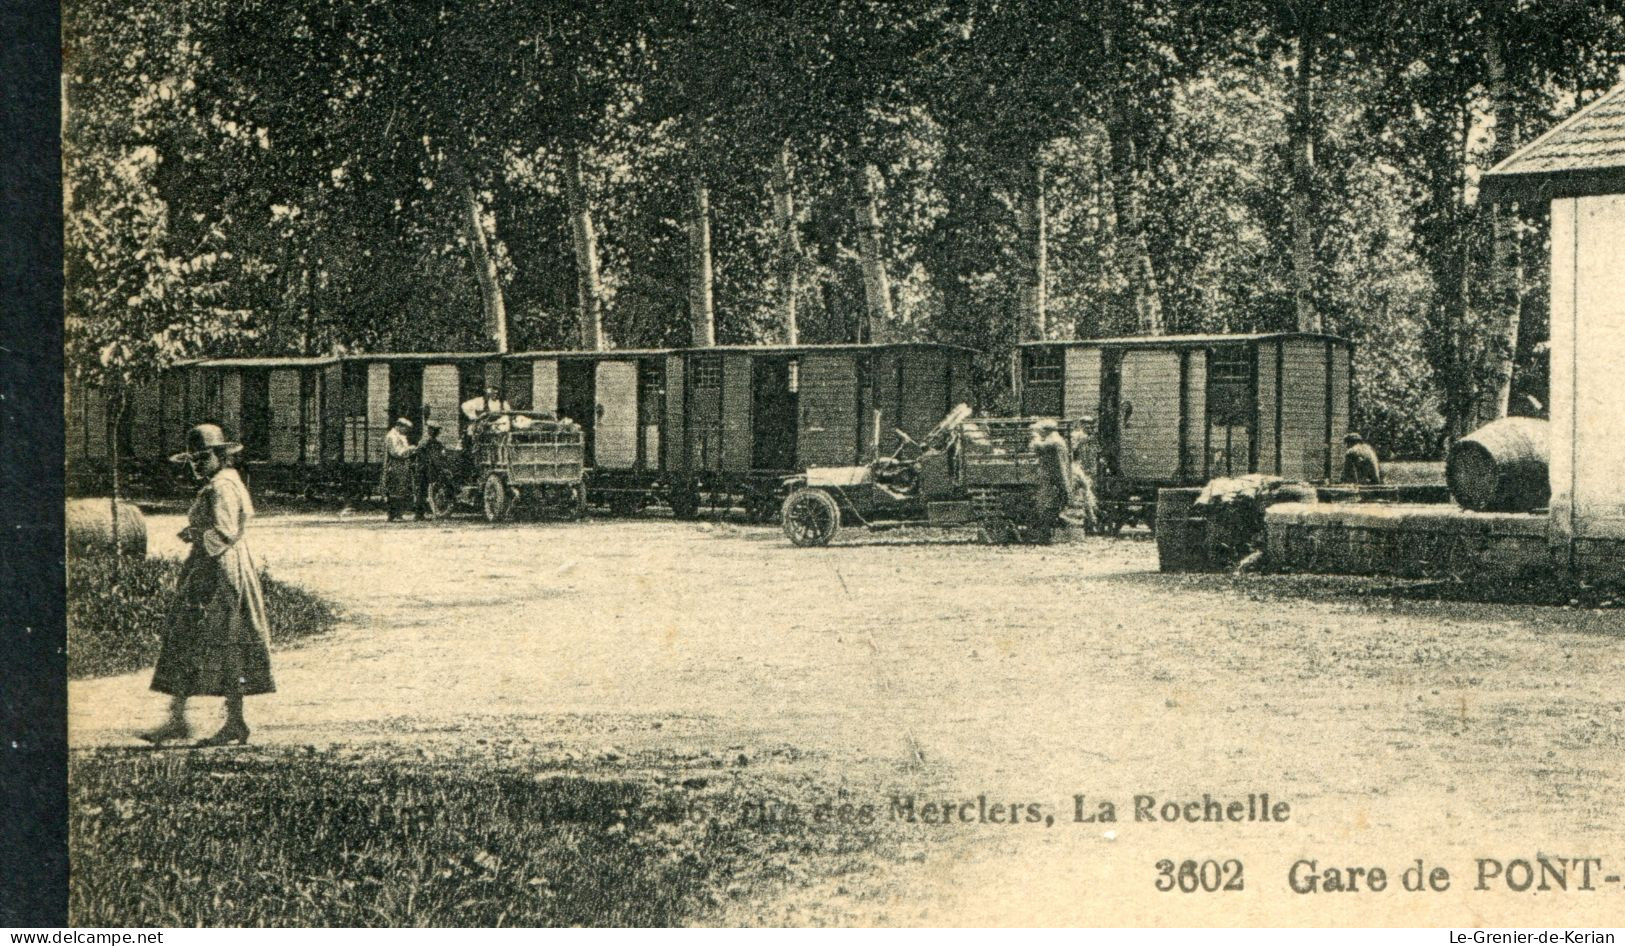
[328,352,502,494]
[66,359,333,494]
[65,373,119,493]
[498,349,672,514]
[1017,333,1353,531]
[667,343,978,520]
[501,343,977,519]
[156,357,341,493]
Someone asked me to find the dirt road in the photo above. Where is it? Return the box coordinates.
[68,511,1625,925]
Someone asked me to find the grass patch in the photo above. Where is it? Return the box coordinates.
[67,551,340,679]
[69,748,903,926]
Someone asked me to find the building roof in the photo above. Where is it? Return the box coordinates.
[1481,82,1625,202]
[341,351,500,362]
[191,356,340,368]
[505,342,980,359]
[1020,332,1350,349]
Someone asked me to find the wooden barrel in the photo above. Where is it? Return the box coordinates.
[66,498,148,559]
[1155,488,1208,573]
[1446,417,1550,512]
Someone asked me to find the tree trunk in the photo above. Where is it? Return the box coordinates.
[109,386,125,581]
[771,141,801,345]
[302,254,320,356]
[852,163,894,342]
[1288,11,1321,333]
[1101,17,1164,337]
[1017,157,1049,340]
[452,172,509,353]
[687,176,716,347]
[564,144,605,351]
[1480,11,1522,423]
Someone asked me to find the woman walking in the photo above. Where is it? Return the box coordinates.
[139,423,275,746]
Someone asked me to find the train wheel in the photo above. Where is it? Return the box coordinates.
[745,490,777,524]
[781,489,840,547]
[426,480,454,519]
[979,517,1017,545]
[670,487,700,521]
[482,473,511,523]
[1018,521,1055,545]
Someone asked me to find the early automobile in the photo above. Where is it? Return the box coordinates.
[779,405,1072,547]
[424,411,587,522]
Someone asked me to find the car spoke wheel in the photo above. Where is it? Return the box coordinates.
[426,481,454,519]
[482,473,511,523]
[781,489,840,547]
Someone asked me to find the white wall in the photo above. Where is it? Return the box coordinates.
[1549,194,1625,547]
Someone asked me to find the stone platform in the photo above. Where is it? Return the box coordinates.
[1264,502,1555,579]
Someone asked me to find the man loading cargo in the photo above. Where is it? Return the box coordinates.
[461,386,512,422]
[1340,432,1383,485]
[1028,419,1073,538]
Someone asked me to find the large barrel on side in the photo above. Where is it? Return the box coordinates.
[66,498,148,558]
[1446,417,1550,512]
[1155,488,1208,573]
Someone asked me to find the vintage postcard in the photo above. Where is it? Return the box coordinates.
[55,0,1624,930]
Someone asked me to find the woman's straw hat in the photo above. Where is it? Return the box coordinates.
[169,423,243,463]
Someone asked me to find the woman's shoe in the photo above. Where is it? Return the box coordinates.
[195,721,250,747]
[137,720,192,745]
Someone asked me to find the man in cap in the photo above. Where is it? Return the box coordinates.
[381,417,419,521]
[1340,431,1383,485]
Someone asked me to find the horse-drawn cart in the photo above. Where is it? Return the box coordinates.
[425,411,587,522]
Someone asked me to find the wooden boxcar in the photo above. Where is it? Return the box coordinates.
[67,358,339,494]
[666,343,978,519]
[1017,333,1354,530]
[498,349,671,513]
[325,352,501,493]
[503,342,977,518]
[164,357,341,492]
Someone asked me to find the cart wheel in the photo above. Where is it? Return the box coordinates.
[979,517,1017,545]
[781,489,840,547]
[426,480,454,520]
[482,473,511,523]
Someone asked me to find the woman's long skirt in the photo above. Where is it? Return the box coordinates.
[151,546,276,697]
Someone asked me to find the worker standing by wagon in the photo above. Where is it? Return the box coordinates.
[381,417,419,522]
[1028,419,1073,541]
[413,420,446,521]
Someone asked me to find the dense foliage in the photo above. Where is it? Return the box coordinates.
[66,550,339,678]
[63,0,1625,458]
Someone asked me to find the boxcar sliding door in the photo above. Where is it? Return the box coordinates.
[267,369,302,463]
[595,360,639,469]
[797,352,859,467]
[531,359,559,416]
[1116,350,1182,481]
